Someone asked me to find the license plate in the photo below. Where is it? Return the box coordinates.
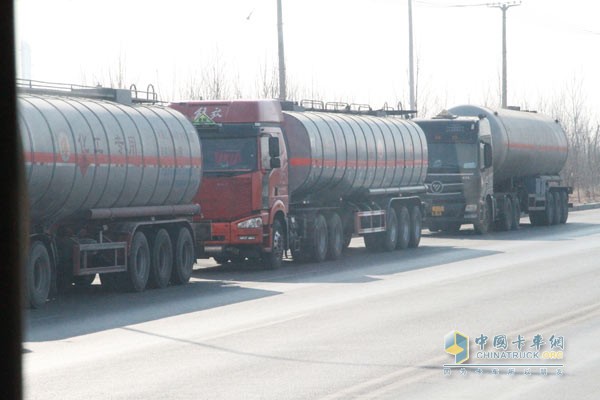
[432,205,445,216]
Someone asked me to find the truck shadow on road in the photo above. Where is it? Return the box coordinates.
[424,222,599,241]
[24,241,499,343]
[23,280,281,343]
[194,243,501,286]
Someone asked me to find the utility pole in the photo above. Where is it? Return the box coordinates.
[408,0,416,111]
[488,1,521,108]
[277,0,287,101]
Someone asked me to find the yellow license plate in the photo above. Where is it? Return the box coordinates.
[432,205,445,216]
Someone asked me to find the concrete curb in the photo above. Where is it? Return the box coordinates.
[572,202,600,211]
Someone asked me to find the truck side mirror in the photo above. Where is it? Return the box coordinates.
[262,136,281,170]
[484,143,492,168]
[269,137,280,158]
[270,157,281,169]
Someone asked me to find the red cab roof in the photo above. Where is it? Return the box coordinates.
[169,99,284,124]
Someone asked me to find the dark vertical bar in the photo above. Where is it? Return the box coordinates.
[0,1,24,398]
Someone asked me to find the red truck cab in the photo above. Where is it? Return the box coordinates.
[170,100,288,267]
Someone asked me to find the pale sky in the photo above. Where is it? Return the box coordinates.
[14,0,600,119]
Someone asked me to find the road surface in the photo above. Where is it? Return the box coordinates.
[23,209,600,399]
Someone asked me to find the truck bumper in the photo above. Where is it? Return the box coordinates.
[426,202,479,226]
[197,218,267,258]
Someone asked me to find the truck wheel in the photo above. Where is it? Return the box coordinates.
[496,198,512,231]
[343,229,353,249]
[395,207,410,250]
[408,206,422,248]
[27,241,52,308]
[326,213,344,260]
[560,192,569,224]
[311,214,328,262]
[172,227,194,285]
[552,192,561,226]
[543,192,554,226]
[379,207,397,252]
[263,219,284,269]
[474,201,492,234]
[511,197,521,230]
[128,231,150,292]
[150,229,173,289]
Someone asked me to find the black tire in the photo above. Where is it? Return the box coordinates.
[474,200,492,234]
[27,241,52,309]
[552,192,560,226]
[263,219,284,269]
[560,191,569,224]
[380,208,397,252]
[311,214,328,262]
[73,274,96,287]
[326,213,344,260]
[542,192,556,225]
[172,227,194,285]
[396,207,410,250]
[149,229,173,289]
[496,197,512,231]
[342,229,353,250]
[128,231,150,292]
[511,197,521,230]
[408,206,422,248]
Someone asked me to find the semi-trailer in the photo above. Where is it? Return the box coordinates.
[20,83,202,307]
[415,106,570,233]
[170,100,428,268]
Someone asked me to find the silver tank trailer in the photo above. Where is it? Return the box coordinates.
[282,111,428,199]
[449,105,568,182]
[19,94,202,226]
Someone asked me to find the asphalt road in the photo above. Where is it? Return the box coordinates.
[23,209,600,399]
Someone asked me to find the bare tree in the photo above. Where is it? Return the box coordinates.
[540,76,599,203]
[178,72,204,100]
[201,49,230,100]
[256,61,279,99]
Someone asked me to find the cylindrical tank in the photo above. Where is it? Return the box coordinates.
[282,111,428,199]
[449,105,568,182]
[19,94,202,226]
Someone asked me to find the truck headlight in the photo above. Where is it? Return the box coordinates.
[237,217,263,229]
[465,204,478,213]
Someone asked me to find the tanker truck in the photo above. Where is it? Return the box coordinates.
[415,105,570,234]
[19,82,202,308]
[169,100,427,268]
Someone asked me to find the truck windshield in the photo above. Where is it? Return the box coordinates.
[428,143,478,173]
[202,137,258,174]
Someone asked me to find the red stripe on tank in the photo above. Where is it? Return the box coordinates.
[508,143,567,152]
[23,152,201,168]
[289,158,427,168]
